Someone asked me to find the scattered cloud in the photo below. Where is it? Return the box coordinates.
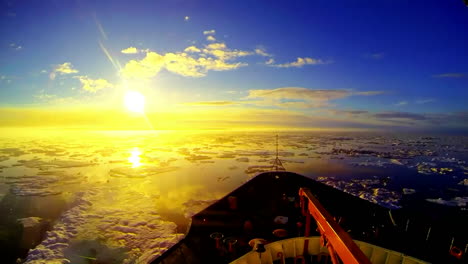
[247,87,349,101]
[54,62,79,74]
[244,87,383,109]
[354,91,385,96]
[370,111,468,129]
[183,101,237,106]
[203,43,253,60]
[433,73,466,78]
[50,62,79,80]
[206,43,226,50]
[121,48,247,79]
[121,47,139,54]
[274,101,327,108]
[393,98,436,106]
[117,31,329,80]
[270,57,327,68]
[121,52,165,79]
[327,109,369,116]
[34,90,57,101]
[365,53,385,60]
[184,46,201,53]
[9,43,22,51]
[74,76,114,93]
[415,98,435,104]
[184,16,190,21]
[395,101,408,106]
[255,48,272,57]
[203,29,216,35]
[247,87,382,101]
[374,111,427,121]
[123,42,253,80]
[265,58,275,65]
[0,75,12,84]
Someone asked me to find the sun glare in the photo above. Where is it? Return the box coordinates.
[124,90,145,114]
[128,147,142,168]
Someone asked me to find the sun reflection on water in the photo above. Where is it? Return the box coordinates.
[128,147,142,168]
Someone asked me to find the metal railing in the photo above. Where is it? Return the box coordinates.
[299,187,372,264]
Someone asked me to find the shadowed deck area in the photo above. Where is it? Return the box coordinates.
[153,171,467,264]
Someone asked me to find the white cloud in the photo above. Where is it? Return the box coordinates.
[34,90,57,101]
[255,48,272,57]
[265,58,275,65]
[374,111,427,121]
[433,73,466,78]
[271,57,326,68]
[366,53,385,59]
[184,46,201,53]
[121,47,139,54]
[203,42,253,60]
[121,52,165,79]
[183,101,237,106]
[54,62,79,75]
[121,49,247,79]
[0,75,13,83]
[247,87,350,101]
[206,35,216,42]
[203,29,216,35]
[74,76,114,93]
[9,43,22,51]
[206,43,226,50]
[395,101,408,106]
[354,91,384,96]
[244,87,383,109]
[416,98,435,104]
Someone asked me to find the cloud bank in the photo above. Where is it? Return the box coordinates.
[121,42,252,79]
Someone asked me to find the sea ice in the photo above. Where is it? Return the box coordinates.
[458,179,468,186]
[316,177,401,209]
[426,197,468,207]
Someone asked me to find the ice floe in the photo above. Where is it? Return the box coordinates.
[316,177,401,209]
[426,197,468,207]
[402,188,416,195]
[458,179,468,186]
[24,191,95,263]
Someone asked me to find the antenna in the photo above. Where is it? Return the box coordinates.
[276,134,279,160]
[273,134,285,171]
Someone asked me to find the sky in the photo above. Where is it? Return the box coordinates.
[0,0,467,131]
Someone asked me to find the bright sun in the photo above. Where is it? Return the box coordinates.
[124,90,145,114]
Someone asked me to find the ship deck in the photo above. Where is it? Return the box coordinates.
[152,171,467,264]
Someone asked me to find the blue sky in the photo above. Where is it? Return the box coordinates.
[0,0,467,131]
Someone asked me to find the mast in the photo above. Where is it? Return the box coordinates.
[276,134,279,160]
[273,134,285,171]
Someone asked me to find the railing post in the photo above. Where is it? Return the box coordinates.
[305,211,311,237]
[298,187,372,264]
[300,193,311,237]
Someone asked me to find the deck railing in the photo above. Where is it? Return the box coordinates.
[299,187,372,264]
